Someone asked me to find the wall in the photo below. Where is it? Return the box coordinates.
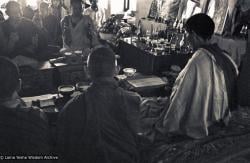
[135,0,204,25]
[136,0,153,21]
[63,0,151,21]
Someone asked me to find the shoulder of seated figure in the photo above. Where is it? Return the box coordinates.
[191,48,212,63]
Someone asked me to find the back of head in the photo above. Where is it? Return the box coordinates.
[87,47,116,80]
[0,57,20,99]
[185,13,215,40]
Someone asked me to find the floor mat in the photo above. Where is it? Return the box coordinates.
[142,107,250,163]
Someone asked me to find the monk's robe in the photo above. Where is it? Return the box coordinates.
[61,15,99,51]
[160,44,238,139]
[57,79,141,163]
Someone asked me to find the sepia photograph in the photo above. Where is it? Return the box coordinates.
[0,0,250,162]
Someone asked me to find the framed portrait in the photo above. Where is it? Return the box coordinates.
[207,0,229,35]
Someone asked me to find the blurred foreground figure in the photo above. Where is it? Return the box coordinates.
[0,57,50,156]
[33,2,62,46]
[0,1,46,61]
[156,14,238,139]
[57,47,141,163]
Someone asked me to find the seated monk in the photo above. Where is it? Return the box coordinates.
[56,47,141,162]
[0,57,51,155]
[155,14,238,139]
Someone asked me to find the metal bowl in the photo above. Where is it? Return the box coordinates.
[76,82,90,92]
[123,68,136,77]
[99,32,115,40]
[58,85,75,97]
